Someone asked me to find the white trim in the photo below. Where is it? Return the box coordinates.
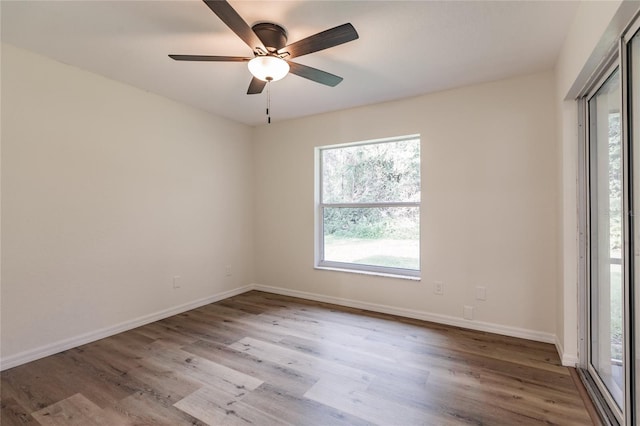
[316,135,422,279]
[555,335,579,367]
[319,133,420,151]
[314,265,420,281]
[2,283,566,371]
[0,285,253,371]
[251,283,557,345]
[315,262,420,279]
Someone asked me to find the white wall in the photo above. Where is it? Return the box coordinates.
[253,72,558,340]
[1,44,254,365]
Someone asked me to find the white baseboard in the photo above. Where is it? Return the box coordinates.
[251,284,557,345]
[1,283,565,371]
[555,335,579,367]
[0,285,253,371]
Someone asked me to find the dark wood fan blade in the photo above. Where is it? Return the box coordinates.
[288,62,343,87]
[169,54,250,62]
[278,23,358,59]
[247,77,267,94]
[203,0,266,52]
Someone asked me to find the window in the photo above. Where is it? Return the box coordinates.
[316,135,421,278]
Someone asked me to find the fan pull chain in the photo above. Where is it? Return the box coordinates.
[266,80,271,124]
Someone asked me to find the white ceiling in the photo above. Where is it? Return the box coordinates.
[1,0,578,126]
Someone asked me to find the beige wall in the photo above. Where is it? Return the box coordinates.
[253,71,558,339]
[1,44,255,363]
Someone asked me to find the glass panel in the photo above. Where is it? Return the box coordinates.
[323,206,419,270]
[321,139,420,203]
[589,68,623,408]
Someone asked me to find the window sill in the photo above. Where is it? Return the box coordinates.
[314,266,421,281]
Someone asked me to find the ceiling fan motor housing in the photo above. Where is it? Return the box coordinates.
[252,23,288,52]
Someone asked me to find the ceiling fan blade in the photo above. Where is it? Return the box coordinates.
[247,77,267,95]
[278,23,358,59]
[169,54,250,62]
[203,0,266,52]
[288,62,343,87]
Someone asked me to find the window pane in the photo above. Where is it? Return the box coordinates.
[322,139,420,203]
[588,67,623,408]
[323,207,419,270]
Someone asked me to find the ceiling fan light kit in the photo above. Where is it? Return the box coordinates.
[247,56,290,82]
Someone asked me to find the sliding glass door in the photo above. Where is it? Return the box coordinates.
[583,22,640,425]
[587,67,624,418]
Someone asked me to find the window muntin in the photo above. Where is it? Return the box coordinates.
[317,136,420,277]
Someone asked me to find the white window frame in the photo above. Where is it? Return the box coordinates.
[314,135,421,279]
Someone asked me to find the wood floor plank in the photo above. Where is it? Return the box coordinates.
[425,371,590,424]
[31,393,130,426]
[277,334,429,386]
[179,307,291,345]
[132,321,201,347]
[174,384,251,425]
[142,341,264,394]
[125,362,204,404]
[33,347,146,408]
[239,383,372,426]
[0,396,39,426]
[173,384,288,426]
[304,375,445,425]
[228,336,373,384]
[183,339,321,396]
[403,341,577,391]
[1,359,77,413]
[1,290,594,425]
[112,390,208,426]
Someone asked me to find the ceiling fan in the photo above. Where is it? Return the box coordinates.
[169,0,359,95]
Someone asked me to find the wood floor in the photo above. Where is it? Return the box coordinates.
[1,291,593,425]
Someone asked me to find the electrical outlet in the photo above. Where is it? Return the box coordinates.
[464,305,473,320]
[434,281,444,295]
[173,276,181,289]
[475,286,486,301]
[225,265,232,277]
